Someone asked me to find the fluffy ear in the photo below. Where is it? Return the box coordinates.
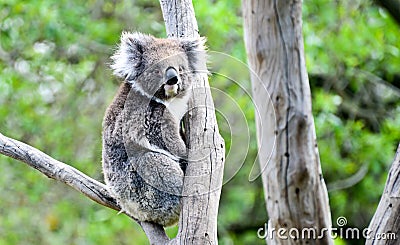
[180,37,208,73]
[110,32,154,81]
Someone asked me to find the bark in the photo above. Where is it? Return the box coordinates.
[159,1,225,244]
[366,144,400,245]
[242,0,333,244]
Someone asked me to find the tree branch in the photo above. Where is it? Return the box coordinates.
[366,143,400,245]
[0,132,170,244]
[0,132,119,210]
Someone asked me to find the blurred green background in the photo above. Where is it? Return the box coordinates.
[0,0,399,244]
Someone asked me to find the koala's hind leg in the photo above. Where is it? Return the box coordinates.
[125,152,183,226]
[134,152,184,195]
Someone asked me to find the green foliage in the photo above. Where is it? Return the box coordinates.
[0,0,399,244]
[305,2,400,242]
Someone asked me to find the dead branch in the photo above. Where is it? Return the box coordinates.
[0,132,169,244]
[366,143,400,245]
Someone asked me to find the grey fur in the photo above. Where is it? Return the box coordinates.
[102,32,206,226]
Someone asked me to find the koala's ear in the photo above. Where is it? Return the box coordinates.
[110,32,154,82]
[180,37,208,73]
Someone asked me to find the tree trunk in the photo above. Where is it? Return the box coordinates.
[159,1,225,244]
[366,143,400,245]
[242,0,333,244]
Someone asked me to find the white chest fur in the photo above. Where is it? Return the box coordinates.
[166,93,190,122]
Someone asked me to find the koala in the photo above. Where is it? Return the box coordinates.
[102,32,206,226]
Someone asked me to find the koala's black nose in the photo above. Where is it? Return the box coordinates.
[165,67,179,85]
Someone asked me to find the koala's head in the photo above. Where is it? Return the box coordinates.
[110,32,207,101]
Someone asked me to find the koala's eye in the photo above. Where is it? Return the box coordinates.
[178,66,184,72]
[154,69,162,75]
